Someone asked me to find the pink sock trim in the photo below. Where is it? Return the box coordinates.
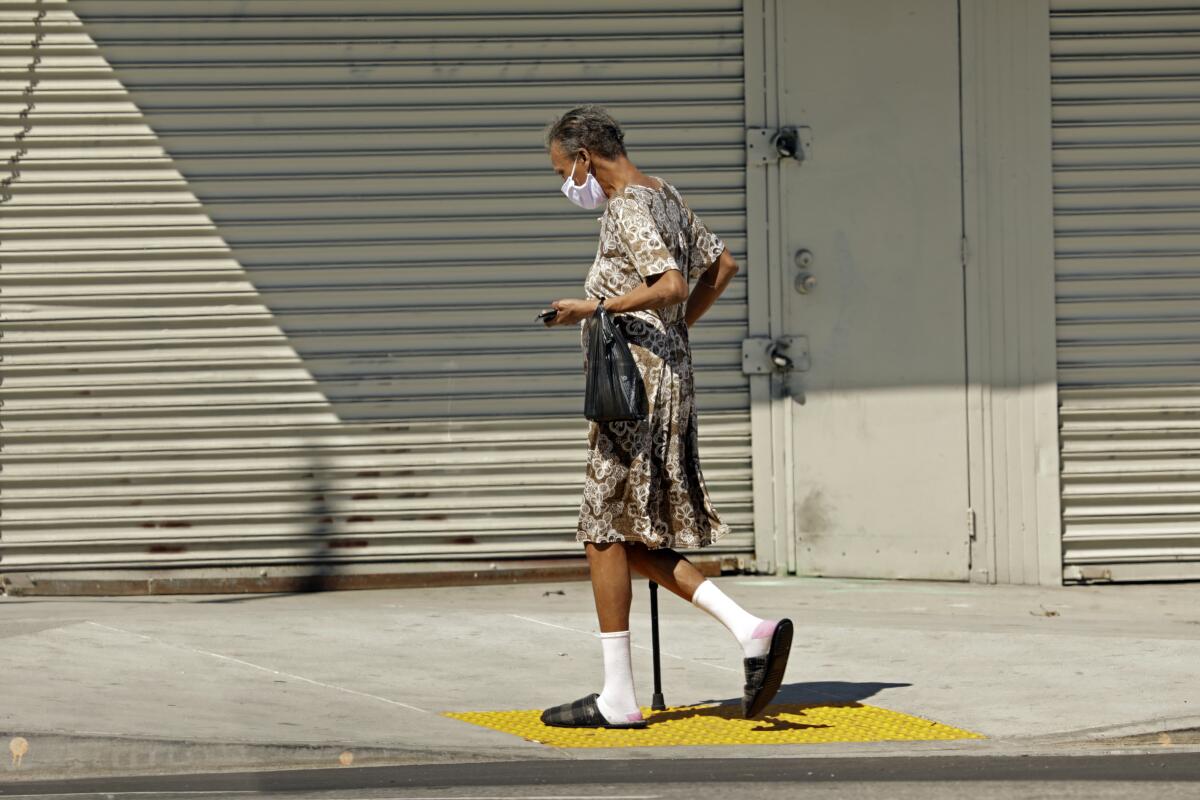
[627,711,645,722]
[751,619,778,639]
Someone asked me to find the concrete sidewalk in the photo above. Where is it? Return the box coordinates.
[2,575,1199,780]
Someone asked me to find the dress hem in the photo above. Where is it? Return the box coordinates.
[574,523,732,551]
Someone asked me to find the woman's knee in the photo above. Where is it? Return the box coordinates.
[583,540,625,561]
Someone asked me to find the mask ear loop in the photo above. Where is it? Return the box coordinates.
[567,156,589,187]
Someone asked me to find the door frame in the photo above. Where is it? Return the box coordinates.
[959,0,1064,586]
[742,0,789,575]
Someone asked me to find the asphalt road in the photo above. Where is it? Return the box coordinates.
[2,753,1199,799]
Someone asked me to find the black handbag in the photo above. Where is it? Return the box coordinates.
[583,298,648,422]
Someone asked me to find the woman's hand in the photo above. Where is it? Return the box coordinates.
[549,297,599,326]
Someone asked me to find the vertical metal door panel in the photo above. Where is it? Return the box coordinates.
[777,0,970,580]
[0,0,754,578]
[1052,2,1200,580]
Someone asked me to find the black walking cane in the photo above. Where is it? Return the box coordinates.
[649,580,666,711]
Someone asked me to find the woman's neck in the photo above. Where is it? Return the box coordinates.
[598,156,657,197]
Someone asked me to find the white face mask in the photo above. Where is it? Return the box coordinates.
[561,158,607,209]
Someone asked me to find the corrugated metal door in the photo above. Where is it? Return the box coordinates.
[0,0,754,584]
[1052,0,1200,580]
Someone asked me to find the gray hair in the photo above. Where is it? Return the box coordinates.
[544,104,627,160]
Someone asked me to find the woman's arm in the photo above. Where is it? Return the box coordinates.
[548,269,688,326]
[684,247,739,328]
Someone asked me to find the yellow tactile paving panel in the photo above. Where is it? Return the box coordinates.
[443,701,984,748]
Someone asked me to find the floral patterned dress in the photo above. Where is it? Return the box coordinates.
[576,177,731,550]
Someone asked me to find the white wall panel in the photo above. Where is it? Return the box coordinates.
[962,0,1063,586]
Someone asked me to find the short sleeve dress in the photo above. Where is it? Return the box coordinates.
[576,177,732,550]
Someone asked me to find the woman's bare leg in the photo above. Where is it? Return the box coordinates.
[625,541,779,659]
[624,542,707,602]
[584,541,632,632]
[580,540,644,724]
[593,541,793,722]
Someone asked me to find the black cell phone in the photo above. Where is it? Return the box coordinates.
[537,308,558,324]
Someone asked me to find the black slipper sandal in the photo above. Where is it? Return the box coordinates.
[540,692,648,729]
[742,618,794,719]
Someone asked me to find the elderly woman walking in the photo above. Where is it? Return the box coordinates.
[539,105,793,728]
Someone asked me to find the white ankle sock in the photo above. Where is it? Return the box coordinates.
[691,579,777,659]
[594,630,644,725]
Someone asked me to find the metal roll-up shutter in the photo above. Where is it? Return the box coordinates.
[0,0,754,588]
[1052,0,1200,581]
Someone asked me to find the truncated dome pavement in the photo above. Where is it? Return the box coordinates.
[443,701,984,748]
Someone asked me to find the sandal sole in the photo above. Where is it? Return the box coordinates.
[745,618,794,718]
[542,719,648,730]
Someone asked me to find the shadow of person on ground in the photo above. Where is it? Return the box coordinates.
[646,701,831,731]
[689,680,913,710]
[647,680,912,728]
